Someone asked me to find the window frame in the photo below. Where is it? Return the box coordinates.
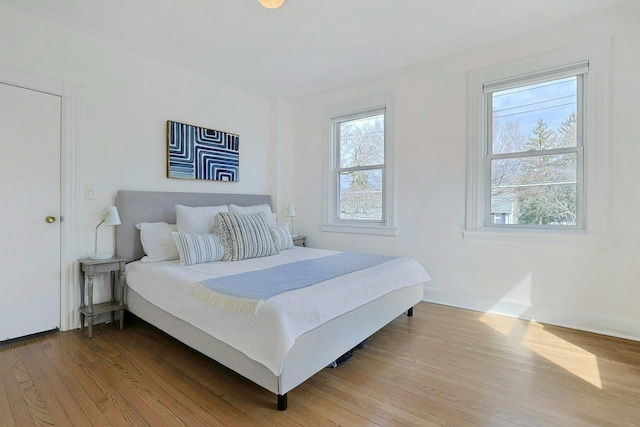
[321,95,397,236]
[464,40,612,247]
[333,107,386,224]
[484,65,586,230]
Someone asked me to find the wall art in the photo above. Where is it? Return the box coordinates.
[167,120,239,182]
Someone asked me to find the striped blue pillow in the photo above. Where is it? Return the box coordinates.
[172,232,225,266]
[270,223,294,251]
[213,212,279,261]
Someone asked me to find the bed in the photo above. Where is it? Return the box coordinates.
[116,190,430,410]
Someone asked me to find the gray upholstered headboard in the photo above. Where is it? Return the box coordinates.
[116,190,272,262]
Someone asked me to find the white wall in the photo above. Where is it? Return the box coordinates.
[291,3,640,341]
[2,2,638,340]
[0,4,276,329]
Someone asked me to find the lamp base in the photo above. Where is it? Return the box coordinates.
[89,254,113,260]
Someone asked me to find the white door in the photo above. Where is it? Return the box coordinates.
[0,82,61,341]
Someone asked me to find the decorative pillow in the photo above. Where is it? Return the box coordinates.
[213,212,279,261]
[135,222,179,262]
[171,232,225,266]
[228,203,277,228]
[176,204,228,234]
[270,223,294,251]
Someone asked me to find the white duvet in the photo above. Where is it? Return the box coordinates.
[125,247,430,376]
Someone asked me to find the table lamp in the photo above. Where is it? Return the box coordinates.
[90,205,121,259]
[287,203,297,237]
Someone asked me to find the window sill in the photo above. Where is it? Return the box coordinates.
[462,229,613,249]
[320,223,398,237]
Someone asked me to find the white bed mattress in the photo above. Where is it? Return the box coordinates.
[125,247,430,376]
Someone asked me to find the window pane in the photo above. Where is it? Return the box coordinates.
[491,153,577,226]
[339,114,384,168]
[339,169,382,220]
[492,77,577,154]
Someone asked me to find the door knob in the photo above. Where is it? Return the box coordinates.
[45,215,56,223]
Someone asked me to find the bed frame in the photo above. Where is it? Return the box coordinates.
[116,190,423,410]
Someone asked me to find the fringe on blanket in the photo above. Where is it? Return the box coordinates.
[191,283,263,315]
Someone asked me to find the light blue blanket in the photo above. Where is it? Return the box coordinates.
[192,252,397,314]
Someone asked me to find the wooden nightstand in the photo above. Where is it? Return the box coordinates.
[78,257,126,338]
[292,235,307,247]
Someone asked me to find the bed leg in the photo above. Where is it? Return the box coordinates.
[277,393,288,411]
[407,307,413,317]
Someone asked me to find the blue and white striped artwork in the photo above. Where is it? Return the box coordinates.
[167,121,239,182]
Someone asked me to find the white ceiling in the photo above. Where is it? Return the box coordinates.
[11,0,630,98]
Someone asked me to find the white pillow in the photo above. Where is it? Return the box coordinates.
[228,203,277,228]
[172,232,225,266]
[175,204,229,234]
[135,222,179,262]
[270,223,294,251]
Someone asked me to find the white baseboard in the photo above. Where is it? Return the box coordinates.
[423,286,640,343]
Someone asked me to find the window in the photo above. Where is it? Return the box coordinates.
[465,41,612,246]
[335,109,385,221]
[486,64,586,228]
[322,99,397,236]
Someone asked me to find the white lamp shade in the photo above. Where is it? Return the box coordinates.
[287,203,297,217]
[90,206,121,259]
[103,206,121,226]
[258,0,285,9]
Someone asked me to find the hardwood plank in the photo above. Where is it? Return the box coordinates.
[1,302,640,425]
[56,330,151,426]
[2,341,52,426]
[16,335,81,426]
[127,323,257,397]
[290,384,382,427]
[366,306,636,425]
[66,326,186,427]
[0,342,35,427]
[91,330,223,427]
[36,333,112,426]
[0,383,18,427]
[47,331,135,426]
[97,328,233,426]
[120,318,286,425]
[302,370,449,426]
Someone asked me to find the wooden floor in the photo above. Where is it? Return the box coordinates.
[1,303,639,426]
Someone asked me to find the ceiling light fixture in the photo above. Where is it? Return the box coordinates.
[258,0,285,10]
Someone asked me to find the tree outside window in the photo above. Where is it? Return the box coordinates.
[488,75,582,227]
[334,111,385,221]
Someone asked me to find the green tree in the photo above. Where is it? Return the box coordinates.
[558,111,577,147]
[516,116,577,225]
[552,111,578,223]
[526,118,557,151]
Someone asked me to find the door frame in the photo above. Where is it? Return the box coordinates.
[0,65,81,331]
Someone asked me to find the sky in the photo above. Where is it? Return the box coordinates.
[492,76,577,138]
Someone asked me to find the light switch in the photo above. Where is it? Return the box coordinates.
[85,186,96,200]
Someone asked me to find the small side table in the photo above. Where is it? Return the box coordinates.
[78,257,126,338]
[292,235,307,247]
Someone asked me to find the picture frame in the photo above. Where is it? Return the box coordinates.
[167,120,239,182]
